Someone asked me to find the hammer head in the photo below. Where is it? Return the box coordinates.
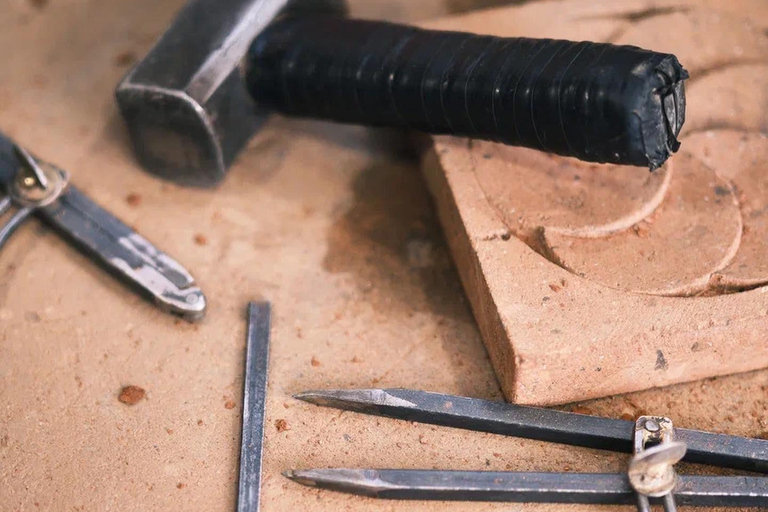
[116,0,347,187]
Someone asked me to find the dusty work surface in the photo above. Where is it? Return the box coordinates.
[0,1,767,512]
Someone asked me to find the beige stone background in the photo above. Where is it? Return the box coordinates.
[0,0,766,511]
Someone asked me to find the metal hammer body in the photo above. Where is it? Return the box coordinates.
[118,0,687,187]
[117,0,346,187]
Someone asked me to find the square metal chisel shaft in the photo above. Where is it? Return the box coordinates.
[237,302,272,512]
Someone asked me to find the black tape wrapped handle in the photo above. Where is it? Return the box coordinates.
[246,17,688,168]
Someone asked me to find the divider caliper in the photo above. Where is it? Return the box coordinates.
[0,133,205,320]
[285,389,768,509]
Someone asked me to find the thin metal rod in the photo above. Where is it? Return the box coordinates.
[237,302,272,512]
[294,389,768,473]
[662,492,678,512]
[284,469,768,507]
[0,205,33,249]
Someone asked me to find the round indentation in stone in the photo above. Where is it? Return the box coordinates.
[542,152,742,296]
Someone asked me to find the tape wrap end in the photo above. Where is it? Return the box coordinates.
[638,56,689,171]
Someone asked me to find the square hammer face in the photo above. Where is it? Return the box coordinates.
[116,0,347,188]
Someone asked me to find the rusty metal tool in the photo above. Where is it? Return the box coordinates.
[237,301,272,512]
[284,389,768,507]
[0,133,206,320]
[117,0,688,187]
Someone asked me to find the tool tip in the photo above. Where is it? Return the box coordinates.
[292,389,350,407]
[283,469,388,496]
[292,390,319,402]
[293,389,417,411]
[282,469,326,488]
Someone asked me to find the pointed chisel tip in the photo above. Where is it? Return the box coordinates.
[293,389,418,410]
[292,390,329,403]
[283,469,341,488]
[282,469,390,497]
[292,389,362,408]
[282,470,314,485]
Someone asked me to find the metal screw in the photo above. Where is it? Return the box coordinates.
[645,419,661,433]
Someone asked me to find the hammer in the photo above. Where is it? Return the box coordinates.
[117,0,688,187]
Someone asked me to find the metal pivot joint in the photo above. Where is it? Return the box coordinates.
[629,416,687,512]
[0,145,69,249]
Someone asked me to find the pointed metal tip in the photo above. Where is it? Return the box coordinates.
[282,469,324,488]
[282,469,390,496]
[292,389,341,404]
[293,389,367,408]
[293,389,417,411]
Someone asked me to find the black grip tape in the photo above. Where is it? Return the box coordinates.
[246,18,688,169]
